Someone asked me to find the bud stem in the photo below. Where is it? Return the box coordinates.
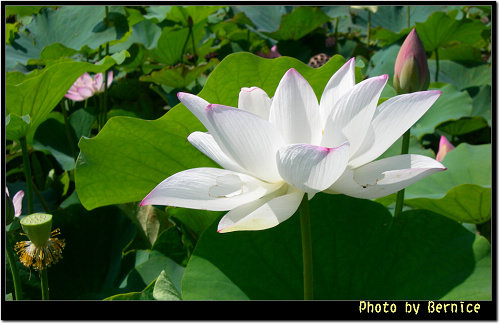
[394,130,411,218]
[102,43,110,129]
[60,100,78,162]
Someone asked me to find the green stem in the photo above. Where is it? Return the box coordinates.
[435,49,439,82]
[181,26,191,63]
[92,96,98,113]
[19,138,34,215]
[97,45,104,132]
[394,130,411,218]
[98,94,103,132]
[6,234,23,300]
[191,27,197,57]
[102,43,110,128]
[61,101,77,162]
[104,6,109,26]
[40,268,49,300]
[299,193,313,300]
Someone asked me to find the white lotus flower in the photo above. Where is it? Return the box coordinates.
[141,58,445,233]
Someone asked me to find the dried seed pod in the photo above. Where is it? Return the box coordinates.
[308,53,331,68]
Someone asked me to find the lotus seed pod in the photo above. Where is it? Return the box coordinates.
[20,213,53,247]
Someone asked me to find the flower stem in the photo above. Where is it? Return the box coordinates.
[20,137,34,215]
[181,25,193,63]
[61,100,77,162]
[394,130,411,218]
[190,27,197,58]
[40,268,49,300]
[102,43,110,129]
[97,45,104,132]
[6,234,23,300]
[299,193,313,300]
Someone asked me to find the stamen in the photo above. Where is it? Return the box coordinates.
[14,228,66,271]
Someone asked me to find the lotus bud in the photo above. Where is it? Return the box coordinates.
[436,136,455,162]
[393,28,430,94]
[6,192,15,225]
[6,187,24,225]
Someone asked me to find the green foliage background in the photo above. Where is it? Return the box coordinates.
[5,5,492,303]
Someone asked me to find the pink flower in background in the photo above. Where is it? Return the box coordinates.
[257,45,281,59]
[65,71,113,101]
[6,187,24,217]
[436,136,455,162]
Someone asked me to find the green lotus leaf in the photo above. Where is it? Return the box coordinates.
[6,114,31,143]
[104,278,156,300]
[471,85,492,126]
[153,270,182,301]
[149,20,208,66]
[139,59,219,89]
[231,6,285,33]
[438,116,489,136]
[428,60,491,90]
[403,143,491,224]
[406,184,491,224]
[416,10,488,53]
[182,194,491,300]
[378,143,491,224]
[166,6,226,27]
[6,5,46,17]
[6,6,128,69]
[6,53,126,144]
[265,6,331,40]
[412,83,472,139]
[118,255,184,296]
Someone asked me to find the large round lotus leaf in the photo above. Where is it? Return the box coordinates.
[182,194,491,300]
[403,143,491,224]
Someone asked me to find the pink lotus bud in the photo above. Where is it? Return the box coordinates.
[6,187,24,224]
[257,45,281,59]
[436,136,455,162]
[393,28,430,94]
